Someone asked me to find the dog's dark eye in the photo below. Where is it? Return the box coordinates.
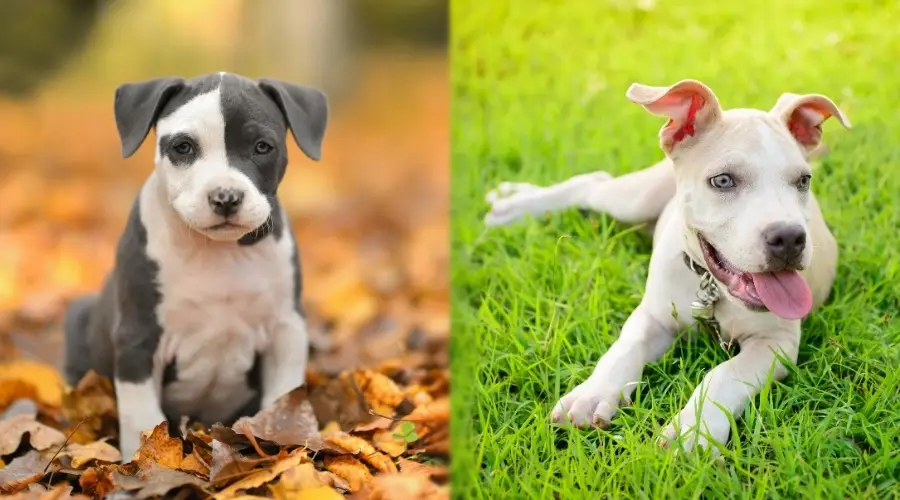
[173,141,193,155]
[709,174,735,190]
[254,141,273,154]
[796,174,812,191]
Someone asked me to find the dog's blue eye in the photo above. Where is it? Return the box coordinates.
[796,174,811,191]
[254,141,273,154]
[709,174,735,190]
[173,141,193,155]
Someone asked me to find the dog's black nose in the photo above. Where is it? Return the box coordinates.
[208,188,244,216]
[763,222,806,265]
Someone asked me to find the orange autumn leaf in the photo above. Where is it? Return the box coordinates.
[355,473,448,500]
[323,456,372,492]
[212,449,308,499]
[0,360,64,407]
[325,432,397,474]
[352,370,405,416]
[372,429,407,458]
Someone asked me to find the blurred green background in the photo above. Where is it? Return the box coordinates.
[452,0,900,497]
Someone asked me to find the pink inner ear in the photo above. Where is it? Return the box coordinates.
[787,106,826,147]
[662,93,704,148]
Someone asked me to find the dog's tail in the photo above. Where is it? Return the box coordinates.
[62,294,97,386]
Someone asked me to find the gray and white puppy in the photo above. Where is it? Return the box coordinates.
[63,72,327,460]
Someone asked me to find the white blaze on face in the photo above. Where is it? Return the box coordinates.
[680,112,813,272]
[153,88,271,241]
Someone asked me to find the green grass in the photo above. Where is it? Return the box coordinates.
[450,1,900,498]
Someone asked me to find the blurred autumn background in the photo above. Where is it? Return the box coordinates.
[0,1,450,496]
[0,0,449,383]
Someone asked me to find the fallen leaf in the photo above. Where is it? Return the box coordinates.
[60,371,117,445]
[209,439,274,485]
[0,360,64,407]
[213,449,307,499]
[325,432,397,474]
[1,483,90,499]
[352,370,405,416]
[372,429,407,457]
[134,422,183,469]
[0,414,66,455]
[78,464,120,498]
[232,387,322,449]
[404,397,449,426]
[113,463,208,499]
[133,421,209,477]
[351,473,448,500]
[396,457,447,481]
[0,379,39,412]
[323,455,372,492]
[277,486,344,500]
[0,450,60,494]
[63,440,121,467]
[277,462,349,492]
[307,375,372,431]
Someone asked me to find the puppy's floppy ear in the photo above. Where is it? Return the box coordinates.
[114,77,186,158]
[770,92,850,153]
[258,78,329,161]
[626,79,723,155]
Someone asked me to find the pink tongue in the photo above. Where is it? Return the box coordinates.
[749,271,813,320]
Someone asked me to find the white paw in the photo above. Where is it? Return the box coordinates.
[658,406,730,455]
[550,379,621,429]
[483,181,542,227]
[484,181,539,203]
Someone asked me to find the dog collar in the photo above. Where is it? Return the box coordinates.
[682,252,732,351]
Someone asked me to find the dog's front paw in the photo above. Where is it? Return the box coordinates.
[658,407,730,455]
[484,181,541,227]
[550,380,620,429]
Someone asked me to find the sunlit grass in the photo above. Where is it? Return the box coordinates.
[451,0,900,497]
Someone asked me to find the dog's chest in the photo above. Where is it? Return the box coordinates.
[152,238,294,422]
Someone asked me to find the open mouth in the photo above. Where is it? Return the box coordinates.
[697,235,813,320]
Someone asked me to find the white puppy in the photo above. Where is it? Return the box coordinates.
[484,80,849,452]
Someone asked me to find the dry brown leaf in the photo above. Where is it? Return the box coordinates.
[352,370,405,416]
[307,375,372,431]
[0,450,60,494]
[1,483,90,499]
[323,455,373,492]
[134,422,183,469]
[60,371,117,445]
[113,463,208,499]
[63,440,121,468]
[209,438,275,485]
[0,414,67,455]
[405,397,449,425]
[232,387,322,449]
[78,464,121,498]
[213,449,307,499]
[278,462,349,491]
[325,432,397,474]
[0,360,64,407]
[372,429,407,458]
[351,473,447,500]
[396,457,448,481]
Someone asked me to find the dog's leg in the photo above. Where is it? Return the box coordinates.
[261,311,309,408]
[485,159,675,227]
[114,376,167,461]
[551,303,677,428]
[660,331,800,454]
